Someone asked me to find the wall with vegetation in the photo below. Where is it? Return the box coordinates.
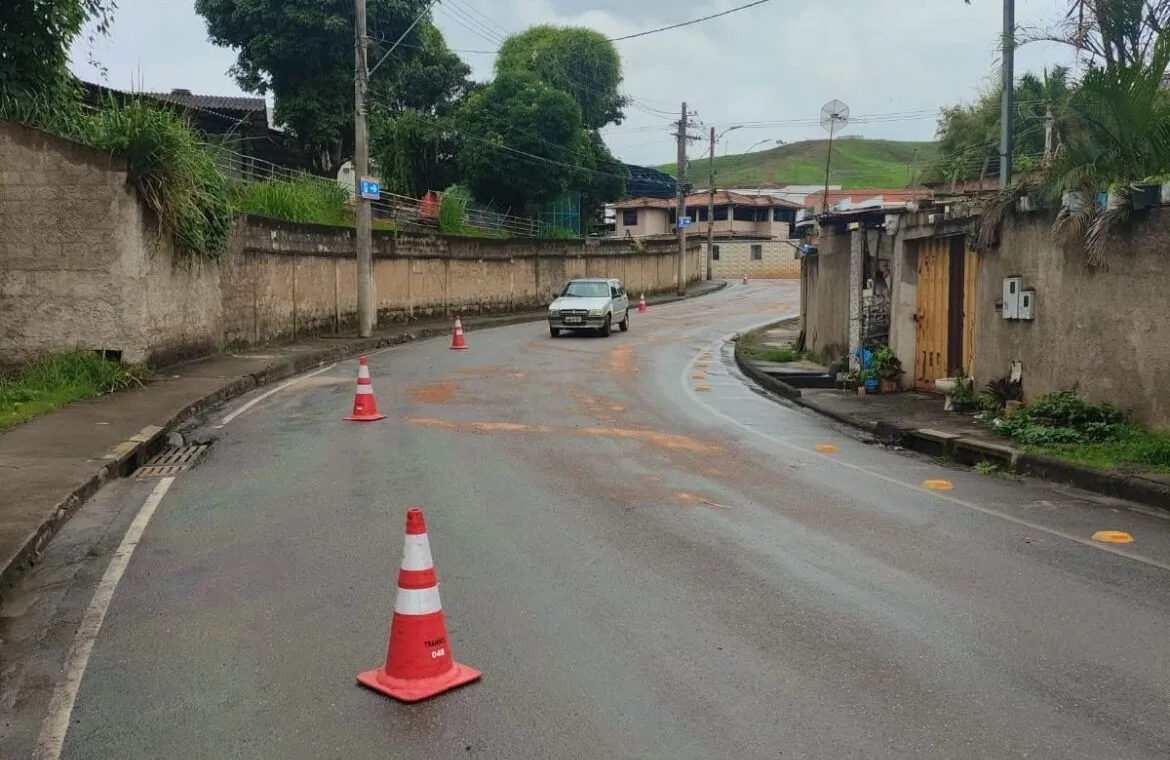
[974,211,1170,428]
[0,120,223,366]
[0,121,698,365]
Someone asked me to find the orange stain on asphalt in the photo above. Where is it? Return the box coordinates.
[922,479,954,490]
[408,417,720,454]
[1092,530,1134,544]
[607,345,636,374]
[815,444,838,453]
[691,374,706,380]
[407,381,460,404]
[695,385,712,392]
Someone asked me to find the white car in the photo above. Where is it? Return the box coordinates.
[547,278,631,337]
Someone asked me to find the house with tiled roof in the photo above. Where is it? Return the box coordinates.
[614,190,804,279]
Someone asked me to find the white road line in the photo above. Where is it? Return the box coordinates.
[33,476,176,760]
[682,331,1170,575]
[215,363,337,428]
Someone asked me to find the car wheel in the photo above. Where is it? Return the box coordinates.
[549,326,560,338]
[599,315,612,337]
[618,309,630,332]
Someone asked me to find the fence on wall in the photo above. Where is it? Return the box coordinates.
[214,147,541,238]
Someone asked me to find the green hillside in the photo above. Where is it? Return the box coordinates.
[656,138,938,190]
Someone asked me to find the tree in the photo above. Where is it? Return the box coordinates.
[456,71,588,212]
[493,26,628,223]
[495,25,626,131]
[0,0,114,99]
[932,67,1072,184]
[370,23,473,196]
[195,0,433,172]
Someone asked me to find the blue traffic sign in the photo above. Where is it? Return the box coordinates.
[360,176,381,200]
[678,216,693,228]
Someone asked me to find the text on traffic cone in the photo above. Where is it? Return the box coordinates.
[357,507,481,702]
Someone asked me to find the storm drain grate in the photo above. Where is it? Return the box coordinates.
[134,444,209,478]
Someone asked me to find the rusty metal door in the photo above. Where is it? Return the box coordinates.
[914,237,951,390]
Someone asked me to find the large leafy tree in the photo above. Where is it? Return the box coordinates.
[195,0,433,172]
[0,0,113,99]
[456,71,587,212]
[370,24,473,196]
[492,26,628,221]
[495,25,626,131]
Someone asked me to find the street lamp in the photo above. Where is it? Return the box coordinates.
[707,125,742,281]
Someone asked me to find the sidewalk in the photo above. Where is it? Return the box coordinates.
[735,322,1170,514]
[0,280,727,597]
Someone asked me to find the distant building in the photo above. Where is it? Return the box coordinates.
[614,190,804,279]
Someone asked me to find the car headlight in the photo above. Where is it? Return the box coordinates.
[548,308,560,315]
[588,308,604,316]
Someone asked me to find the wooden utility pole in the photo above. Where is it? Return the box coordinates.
[675,102,688,296]
[354,0,374,337]
[706,126,716,281]
[999,0,1015,188]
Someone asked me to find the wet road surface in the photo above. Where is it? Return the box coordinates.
[6,281,1170,759]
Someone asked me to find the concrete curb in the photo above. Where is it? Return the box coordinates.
[733,322,1170,514]
[0,281,728,599]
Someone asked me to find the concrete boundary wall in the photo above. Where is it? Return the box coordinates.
[0,120,700,366]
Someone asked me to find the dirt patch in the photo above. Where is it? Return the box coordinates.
[407,381,460,404]
[607,345,636,374]
[407,416,719,454]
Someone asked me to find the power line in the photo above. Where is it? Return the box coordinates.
[610,0,777,43]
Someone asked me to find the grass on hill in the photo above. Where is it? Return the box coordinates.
[658,138,938,190]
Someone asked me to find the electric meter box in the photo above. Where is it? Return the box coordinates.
[1002,276,1023,319]
[1019,288,1036,320]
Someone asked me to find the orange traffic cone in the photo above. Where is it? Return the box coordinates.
[742,274,749,285]
[450,316,468,350]
[637,294,647,313]
[345,356,386,422]
[358,507,482,703]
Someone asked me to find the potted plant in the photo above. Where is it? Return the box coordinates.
[861,368,880,394]
[949,367,977,412]
[873,346,903,393]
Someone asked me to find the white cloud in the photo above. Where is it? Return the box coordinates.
[71,0,1077,167]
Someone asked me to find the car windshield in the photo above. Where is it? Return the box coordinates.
[560,281,611,298]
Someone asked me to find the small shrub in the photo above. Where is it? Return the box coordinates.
[437,190,469,234]
[233,177,353,226]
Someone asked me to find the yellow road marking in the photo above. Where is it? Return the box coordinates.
[1092,530,1134,544]
[922,479,953,491]
[815,444,838,453]
[695,385,712,392]
[691,374,706,380]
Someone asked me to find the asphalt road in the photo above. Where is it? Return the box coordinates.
[7,281,1170,759]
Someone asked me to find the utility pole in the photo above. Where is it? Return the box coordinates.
[354,0,374,337]
[675,102,688,296]
[999,0,1015,188]
[706,126,716,281]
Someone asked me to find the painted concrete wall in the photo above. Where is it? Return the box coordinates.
[0,120,700,366]
[711,240,801,279]
[799,228,851,360]
[975,212,1170,427]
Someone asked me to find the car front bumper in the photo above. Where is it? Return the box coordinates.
[548,314,608,329]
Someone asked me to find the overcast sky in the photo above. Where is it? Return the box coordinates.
[69,0,1076,167]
